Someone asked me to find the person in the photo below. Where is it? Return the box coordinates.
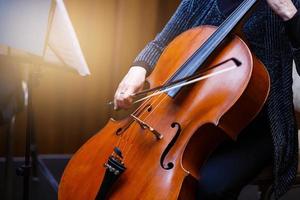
[114,0,300,199]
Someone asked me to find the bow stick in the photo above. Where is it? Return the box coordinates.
[108,58,241,106]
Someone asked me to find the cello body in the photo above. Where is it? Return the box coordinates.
[59,25,270,200]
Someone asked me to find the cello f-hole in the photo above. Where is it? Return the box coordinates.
[160,122,182,170]
[116,128,123,136]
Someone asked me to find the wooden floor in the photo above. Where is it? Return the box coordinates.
[0,155,299,200]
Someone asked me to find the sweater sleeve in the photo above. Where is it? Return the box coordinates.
[132,0,200,75]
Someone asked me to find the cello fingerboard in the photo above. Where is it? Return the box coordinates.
[167,0,257,97]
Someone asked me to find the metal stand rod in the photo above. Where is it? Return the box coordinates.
[16,67,58,200]
[21,70,35,200]
[30,104,59,191]
[4,116,15,200]
[28,68,58,192]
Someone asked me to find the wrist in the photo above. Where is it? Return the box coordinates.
[267,0,298,21]
[280,6,298,21]
[131,60,152,76]
[129,66,147,76]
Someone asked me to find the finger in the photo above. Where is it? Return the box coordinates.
[116,89,133,109]
[122,95,133,109]
[114,92,122,110]
[123,87,135,101]
[114,82,128,110]
[116,90,130,109]
[114,88,122,110]
[121,91,135,109]
[115,81,139,109]
[114,90,127,110]
[117,95,128,109]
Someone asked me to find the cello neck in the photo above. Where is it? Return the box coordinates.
[167,0,258,97]
[214,0,258,42]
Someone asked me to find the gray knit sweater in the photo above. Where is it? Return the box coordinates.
[133,0,300,198]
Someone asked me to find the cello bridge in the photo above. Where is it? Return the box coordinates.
[130,114,163,140]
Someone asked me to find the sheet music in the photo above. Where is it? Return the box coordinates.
[0,0,51,56]
[44,0,90,76]
[0,0,90,76]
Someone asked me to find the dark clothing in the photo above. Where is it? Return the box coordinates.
[132,0,300,198]
[219,0,244,16]
[197,121,273,199]
[220,0,300,48]
[285,10,300,49]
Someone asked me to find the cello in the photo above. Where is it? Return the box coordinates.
[59,0,270,199]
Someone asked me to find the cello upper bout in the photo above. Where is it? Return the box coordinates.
[147,25,219,88]
[218,55,270,139]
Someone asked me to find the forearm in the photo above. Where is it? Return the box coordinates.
[267,0,297,21]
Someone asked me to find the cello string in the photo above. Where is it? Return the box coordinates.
[119,0,252,161]
[118,64,195,154]
[114,91,154,150]
[120,66,213,158]
[132,0,252,144]
[118,82,175,158]
[120,63,197,158]
[143,63,238,121]
[118,1,246,155]
[133,66,237,104]
[119,74,184,159]
[121,62,239,159]
[118,94,168,161]
[115,82,169,156]
[119,65,221,154]
[119,39,239,153]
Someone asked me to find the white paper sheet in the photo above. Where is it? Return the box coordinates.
[44,0,90,76]
[0,0,51,56]
[0,0,90,76]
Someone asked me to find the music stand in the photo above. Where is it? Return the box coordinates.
[0,1,90,200]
